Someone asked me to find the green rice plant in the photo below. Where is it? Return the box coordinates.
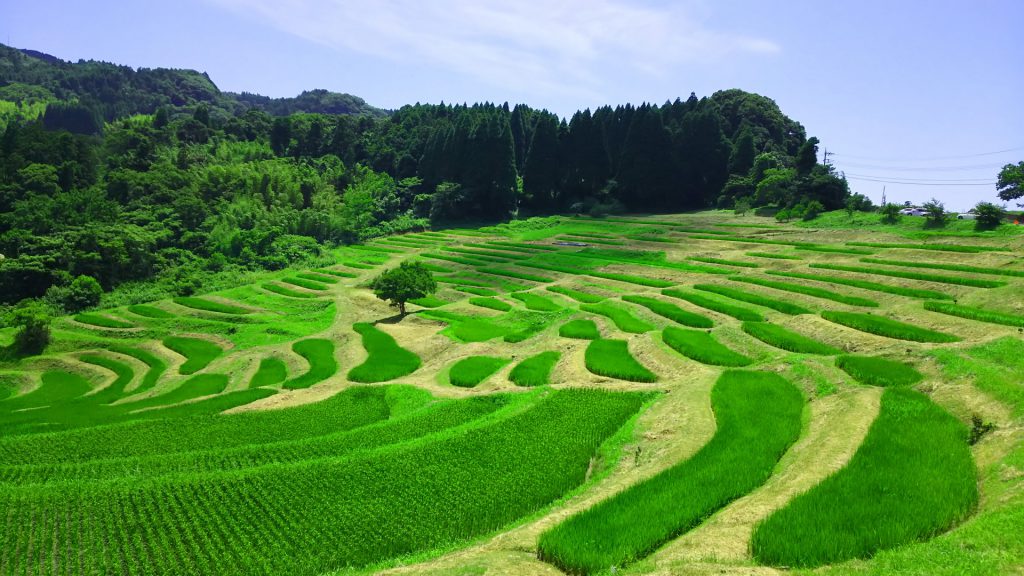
[351,244,404,254]
[412,261,453,274]
[751,388,977,567]
[765,270,952,300]
[860,257,1024,278]
[348,323,421,383]
[449,356,511,387]
[742,322,841,354]
[0,389,646,574]
[562,231,619,239]
[729,276,879,307]
[434,276,493,288]
[423,252,490,266]
[580,302,654,333]
[281,276,329,291]
[481,241,558,252]
[478,267,555,283]
[163,336,223,375]
[661,327,752,366]
[73,312,135,329]
[285,338,338,389]
[847,241,1000,253]
[263,283,320,298]
[567,248,731,275]
[560,319,601,340]
[809,263,1006,288]
[469,297,512,312]
[546,285,606,303]
[409,295,448,308]
[746,251,801,260]
[538,370,802,573]
[441,249,510,263]
[688,256,760,268]
[686,234,815,248]
[584,339,657,382]
[588,270,676,288]
[694,284,812,315]
[454,286,499,297]
[820,311,960,343]
[661,288,765,322]
[107,344,167,395]
[510,291,562,312]
[835,355,923,387]
[923,301,1024,327]
[795,245,875,255]
[418,310,511,342]
[931,336,1024,416]
[126,304,175,319]
[561,235,627,246]
[250,357,287,388]
[0,370,92,411]
[509,351,561,387]
[341,261,376,269]
[621,295,714,328]
[173,296,251,315]
[78,354,135,402]
[313,269,358,278]
[122,374,229,412]
[447,247,528,260]
[296,272,341,284]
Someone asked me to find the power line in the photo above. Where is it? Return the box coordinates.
[832,146,1024,163]
[842,172,995,183]
[845,176,995,187]
[833,161,1004,172]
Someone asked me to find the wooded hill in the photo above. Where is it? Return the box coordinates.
[0,43,848,308]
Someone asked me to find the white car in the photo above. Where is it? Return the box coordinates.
[899,208,926,216]
[956,212,977,220]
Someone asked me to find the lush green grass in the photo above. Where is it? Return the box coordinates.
[107,344,167,395]
[0,389,646,574]
[347,323,421,383]
[584,339,657,382]
[621,295,714,328]
[173,296,251,315]
[810,263,1007,288]
[263,283,320,298]
[539,370,802,574]
[561,234,627,245]
[661,288,765,321]
[73,312,135,329]
[448,356,510,387]
[766,270,952,300]
[285,338,338,389]
[448,247,525,260]
[742,322,841,354]
[122,373,230,412]
[661,327,752,366]
[508,351,561,387]
[821,311,961,343]
[0,370,92,412]
[835,355,922,387]
[281,276,330,291]
[126,304,175,318]
[860,257,1024,278]
[423,252,491,267]
[688,256,760,268]
[546,285,606,303]
[923,301,1024,327]
[729,276,879,307]
[560,319,601,340]
[163,336,223,375]
[931,336,1024,416]
[409,295,448,308]
[752,388,977,567]
[469,297,513,312]
[453,286,499,297]
[510,291,563,311]
[340,260,376,269]
[580,302,655,333]
[694,284,812,315]
[746,251,801,260]
[296,271,341,284]
[795,245,875,255]
[250,357,288,388]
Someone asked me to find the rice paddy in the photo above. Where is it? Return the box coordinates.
[3,210,1020,576]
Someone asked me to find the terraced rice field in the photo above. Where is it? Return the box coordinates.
[2,211,1022,576]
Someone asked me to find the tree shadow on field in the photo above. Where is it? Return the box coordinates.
[376,313,406,325]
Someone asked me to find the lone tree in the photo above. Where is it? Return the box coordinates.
[370,261,437,316]
[996,161,1023,205]
[922,198,947,227]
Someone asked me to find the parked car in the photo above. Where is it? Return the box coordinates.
[956,211,977,220]
[899,208,926,216]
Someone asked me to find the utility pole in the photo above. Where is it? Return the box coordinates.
[881,186,886,207]
[822,148,832,166]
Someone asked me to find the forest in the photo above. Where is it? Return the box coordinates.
[0,43,848,312]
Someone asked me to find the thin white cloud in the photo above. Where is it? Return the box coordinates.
[208,0,779,101]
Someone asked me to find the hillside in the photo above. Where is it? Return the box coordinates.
[0,212,1021,575]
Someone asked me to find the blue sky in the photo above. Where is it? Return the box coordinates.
[4,0,1021,211]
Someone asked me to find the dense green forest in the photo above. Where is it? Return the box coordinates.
[0,44,848,312]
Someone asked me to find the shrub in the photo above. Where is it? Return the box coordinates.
[584,339,657,382]
[879,202,902,224]
[449,356,510,387]
[509,351,561,387]
[661,327,751,367]
[922,197,947,227]
[835,355,923,387]
[560,319,600,340]
[820,311,960,343]
[801,200,825,221]
[751,388,977,567]
[775,208,792,223]
[973,201,1005,230]
[742,322,840,355]
[9,304,51,356]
